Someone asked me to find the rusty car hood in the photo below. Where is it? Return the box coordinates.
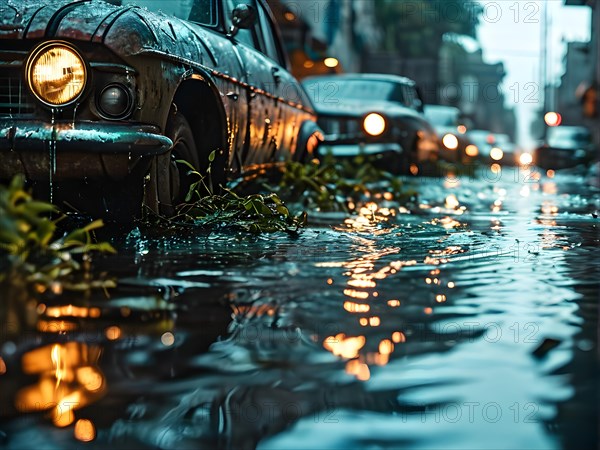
[0,0,220,65]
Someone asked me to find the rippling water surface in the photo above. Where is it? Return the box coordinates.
[1,167,598,449]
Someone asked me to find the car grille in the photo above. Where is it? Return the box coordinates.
[319,117,361,136]
[0,73,35,118]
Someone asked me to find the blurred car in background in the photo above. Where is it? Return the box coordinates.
[466,130,520,166]
[423,105,477,164]
[488,133,518,166]
[302,73,439,174]
[534,126,596,170]
[466,129,494,162]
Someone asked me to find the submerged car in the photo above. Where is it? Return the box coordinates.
[535,126,596,169]
[0,0,322,219]
[302,73,438,174]
[423,104,476,164]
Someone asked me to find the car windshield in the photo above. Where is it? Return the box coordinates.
[547,127,591,147]
[303,78,405,104]
[424,106,458,126]
[113,0,216,26]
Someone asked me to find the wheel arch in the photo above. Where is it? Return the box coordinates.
[295,119,323,162]
[169,73,229,177]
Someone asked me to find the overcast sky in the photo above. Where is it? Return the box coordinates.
[476,0,592,148]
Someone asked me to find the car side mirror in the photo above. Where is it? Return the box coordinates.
[229,4,257,36]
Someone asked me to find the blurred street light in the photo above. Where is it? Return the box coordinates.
[544,111,562,126]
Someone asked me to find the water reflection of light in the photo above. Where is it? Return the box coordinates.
[520,185,530,197]
[324,333,366,359]
[443,174,460,188]
[16,342,105,428]
[541,202,559,215]
[547,169,555,178]
[345,359,370,381]
[75,419,96,442]
[76,367,103,392]
[323,235,428,378]
[379,339,394,355]
[445,194,460,209]
[105,325,121,340]
[369,317,381,326]
[492,199,503,213]
[45,305,101,319]
[37,320,78,333]
[392,331,406,343]
[343,301,370,313]
[343,289,369,300]
[490,163,501,174]
[448,282,455,288]
[51,344,67,388]
[542,182,558,195]
[440,216,462,229]
[540,229,559,249]
[347,279,377,288]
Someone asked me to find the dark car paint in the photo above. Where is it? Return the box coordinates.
[302,74,439,172]
[534,126,596,170]
[0,0,320,215]
[423,105,476,164]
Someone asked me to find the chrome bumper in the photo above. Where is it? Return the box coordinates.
[0,120,172,154]
[319,142,403,157]
[0,120,172,181]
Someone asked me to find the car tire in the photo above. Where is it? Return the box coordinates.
[145,112,201,217]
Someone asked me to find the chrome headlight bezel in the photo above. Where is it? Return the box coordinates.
[25,41,88,108]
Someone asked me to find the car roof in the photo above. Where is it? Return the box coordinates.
[424,104,460,112]
[303,73,416,86]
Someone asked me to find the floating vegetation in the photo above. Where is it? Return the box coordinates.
[148,151,419,233]
[175,189,307,234]
[0,175,116,293]
[260,153,416,214]
[170,155,306,234]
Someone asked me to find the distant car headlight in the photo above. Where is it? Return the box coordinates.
[363,113,386,136]
[442,133,459,150]
[26,42,86,106]
[519,153,533,165]
[97,84,133,119]
[465,144,479,157]
[490,147,504,161]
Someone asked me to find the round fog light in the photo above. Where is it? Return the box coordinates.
[98,84,132,119]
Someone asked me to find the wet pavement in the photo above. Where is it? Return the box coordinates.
[0,165,598,449]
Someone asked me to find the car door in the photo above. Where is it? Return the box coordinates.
[223,0,282,167]
[253,0,308,162]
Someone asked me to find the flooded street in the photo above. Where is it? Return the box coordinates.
[1,165,598,449]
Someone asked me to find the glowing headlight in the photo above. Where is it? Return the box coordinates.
[442,133,459,150]
[363,113,386,136]
[27,43,86,106]
[490,147,504,161]
[465,144,479,157]
[519,153,533,165]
